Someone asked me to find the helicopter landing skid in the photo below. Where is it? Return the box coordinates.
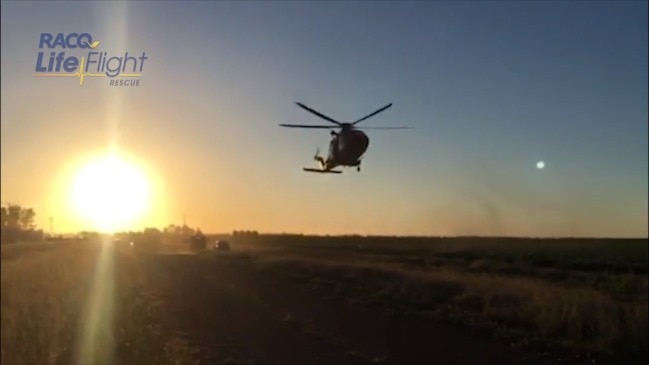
[303,168,342,174]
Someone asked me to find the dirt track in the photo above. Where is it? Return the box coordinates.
[138,252,546,365]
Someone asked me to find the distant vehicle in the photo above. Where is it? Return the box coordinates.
[280,102,409,174]
[213,240,230,251]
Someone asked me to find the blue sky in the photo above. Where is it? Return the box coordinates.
[1,1,647,237]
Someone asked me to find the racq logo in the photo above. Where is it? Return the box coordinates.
[34,33,148,87]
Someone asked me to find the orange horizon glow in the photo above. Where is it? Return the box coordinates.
[3,148,646,238]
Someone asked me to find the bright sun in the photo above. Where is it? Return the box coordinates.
[68,154,151,232]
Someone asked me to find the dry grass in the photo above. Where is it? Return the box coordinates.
[0,241,197,365]
[451,271,648,360]
[254,253,648,364]
[1,243,91,364]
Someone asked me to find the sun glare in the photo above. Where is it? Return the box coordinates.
[68,154,151,232]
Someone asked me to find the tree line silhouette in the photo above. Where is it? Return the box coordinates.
[1,204,44,243]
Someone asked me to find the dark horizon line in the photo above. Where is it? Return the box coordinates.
[54,231,648,241]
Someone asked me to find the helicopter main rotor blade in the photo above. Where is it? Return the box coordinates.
[295,102,342,126]
[355,126,411,130]
[279,124,338,129]
[353,103,393,125]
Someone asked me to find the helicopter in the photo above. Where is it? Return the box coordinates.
[280,102,409,173]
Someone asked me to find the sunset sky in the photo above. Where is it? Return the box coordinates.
[1,1,647,237]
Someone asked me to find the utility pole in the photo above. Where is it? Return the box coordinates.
[49,216,53,235]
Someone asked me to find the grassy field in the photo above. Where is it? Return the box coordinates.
[0,240,197,365]
[1,235,647,364]
[233,235,648,364]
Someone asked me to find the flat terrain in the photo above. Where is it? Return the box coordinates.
[141,252,539,365]
[2,236,647,365]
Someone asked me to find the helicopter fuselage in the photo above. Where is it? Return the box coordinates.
[320,128,369,170]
